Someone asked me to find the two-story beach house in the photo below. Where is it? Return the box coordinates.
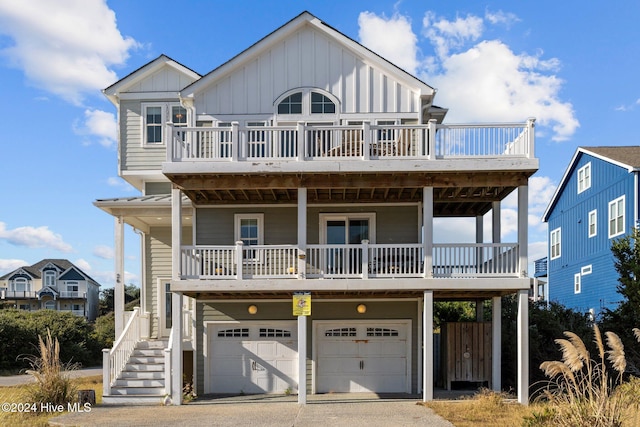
[96,12,537,405]
[0,259,100,321]
[542,146,640,318]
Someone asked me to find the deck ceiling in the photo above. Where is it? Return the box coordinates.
[167,170,534,217]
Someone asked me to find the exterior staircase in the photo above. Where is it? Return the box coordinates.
[102,339,169,405]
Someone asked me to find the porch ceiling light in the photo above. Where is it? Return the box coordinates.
[248,304,258,315]
[356,304,367,314]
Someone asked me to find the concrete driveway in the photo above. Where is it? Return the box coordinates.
[50,394,454,427]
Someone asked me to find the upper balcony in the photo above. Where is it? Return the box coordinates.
[164,119,536,172]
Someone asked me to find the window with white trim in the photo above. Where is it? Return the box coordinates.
[608,196,625,238]
[550,228,561,260]
[142,103,187,146]
[12,277,30,292]
[44,300,56,310]
[588,209,597,238]
[574,273,581,294]
[581,265,592,275]
[44,270,56,287]
[577,163,591,193]
[235,214,264,261]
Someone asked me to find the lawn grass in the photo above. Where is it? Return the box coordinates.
[0,375,102,427]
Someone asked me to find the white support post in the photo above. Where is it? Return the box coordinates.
[297,121,305,160]
[517,289,529,405]
[427,119,437,159]
[492,201,501,244]
[171,291,183,405]
[362,121,371,160]
[231,122,239,162]
[423,290,434,401]
[297,188,307,279]
[518,186,528,277]
[423,188,433,278]
[297,314,307,404]
[492,296,502,391]
[114,216,125,337]
[171,187,182,281]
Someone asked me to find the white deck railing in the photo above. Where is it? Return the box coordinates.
[3,290,38,298]
[180,242,520,280]
[103,307,141,396]
[168,119,534,162]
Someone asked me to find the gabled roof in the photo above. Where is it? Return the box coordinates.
[181,11,435,99]
[0,259,99,285]
[102,54,201,104]
[542,146,640,222]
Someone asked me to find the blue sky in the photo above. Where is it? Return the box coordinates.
[0,0,638,288]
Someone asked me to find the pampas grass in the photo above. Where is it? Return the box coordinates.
[529,324,635,427]
[22,329,78,407]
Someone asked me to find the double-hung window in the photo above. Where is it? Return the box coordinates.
[608,196,625,238]
[588,209,597,238]
[142,103,187,146]
[44,270,56,287]
[235,214,264,261]
[574,273,581,294]
[577,163,591,193]
[550,228,561,260]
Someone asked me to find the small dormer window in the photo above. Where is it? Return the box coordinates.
[278,93,302,114]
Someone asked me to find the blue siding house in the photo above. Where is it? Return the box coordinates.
[542,146,640,318]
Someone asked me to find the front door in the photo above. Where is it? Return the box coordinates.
[321,214,374,275]
[158,279,172,337]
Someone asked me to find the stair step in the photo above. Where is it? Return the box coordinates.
[136,340,168,349]
[123,363,164,372]
[110,386,165,396]
[128,356,164,364]
[120,371,164,379]
[102,395,168,406]
[114,379,164,387]
[132,349,164,357]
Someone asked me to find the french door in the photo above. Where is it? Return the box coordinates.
[320,214,375,275]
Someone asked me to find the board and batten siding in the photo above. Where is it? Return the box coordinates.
[195,300,419,395]
[122,65,197,93]
[547,153,636,313]
[194,25,419,116]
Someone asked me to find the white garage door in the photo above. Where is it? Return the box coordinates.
[208,322,298,394]
[315,321,410,393]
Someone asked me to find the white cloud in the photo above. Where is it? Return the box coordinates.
[73,258,92,273]
[358,11,419,74]
[73,109,117,147]
[0,0,138,105]
[0,221,73,252]
[106,177,137,192]
[0,258,28,274]
[93,245,114,260]
[357,10,579,142]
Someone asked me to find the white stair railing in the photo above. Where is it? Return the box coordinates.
[102,307,141,396]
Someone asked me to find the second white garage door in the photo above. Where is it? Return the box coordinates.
[315,320,411,393]
[207,322,298,394]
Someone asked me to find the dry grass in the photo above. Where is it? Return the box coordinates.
[423,389,539,427]
[0,375,102,427]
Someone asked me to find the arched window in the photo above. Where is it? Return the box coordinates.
[44,300,56,310]
[12,277,30,292]
[275,89,338,117]
[311,92,335,113]
[277,93,302,114]
[44,270,56,287]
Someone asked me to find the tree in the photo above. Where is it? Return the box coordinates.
[601,227,640,373]
[99,284,140,315]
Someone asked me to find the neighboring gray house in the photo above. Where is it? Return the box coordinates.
[96,11,537,405]
[0,259,101,321]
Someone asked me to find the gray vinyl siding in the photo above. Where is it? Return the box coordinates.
[145,226,191,337]
[195,300,419,395]
[195,205,419,245]
[120,99,170,172]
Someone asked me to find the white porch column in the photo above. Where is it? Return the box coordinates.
[422,290,434,401]
[492,296,502,391]
[170,186,183,405]
[298,314,307,404]
[114,216,125,337]
[171,290,183,405]
[518,186,528,277]
[517,289,529,404]
[297,188,307,279]
[423,188,433,277]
